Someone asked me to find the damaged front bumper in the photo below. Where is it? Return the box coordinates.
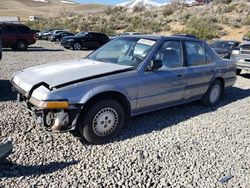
[17,93,83,133]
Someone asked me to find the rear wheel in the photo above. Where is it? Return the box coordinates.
[236,69,241,75]
[73,43,81,50]
[78,99,125,144]
[56,38,60,43]
[16,41,28,51]
[202,80,223,106]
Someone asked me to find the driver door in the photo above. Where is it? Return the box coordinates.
[137,40,187,112]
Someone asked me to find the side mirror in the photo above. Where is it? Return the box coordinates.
[148,60,162,71]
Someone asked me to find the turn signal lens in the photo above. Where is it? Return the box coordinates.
[43,101,69,109]
[30,98,69,109]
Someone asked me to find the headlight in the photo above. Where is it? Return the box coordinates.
[67,39,75,42]
[30,98,69,109]
[232,50,240,55]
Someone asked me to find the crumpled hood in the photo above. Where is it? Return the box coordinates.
[12,59,132,93]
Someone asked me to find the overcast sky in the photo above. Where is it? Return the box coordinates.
[74,0,169,5]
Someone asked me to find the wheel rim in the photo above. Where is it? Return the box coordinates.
[56,38,60,42]
[92,107,119,137]
[19,42,25,50]
[210,84,220,103]
[74,43,81,50]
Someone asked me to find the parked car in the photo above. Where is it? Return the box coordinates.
[61,32,109,50]
[109,32,143,40]
[48,31,74,42]
[42,29,64,40]
[230,43,250,75]
[0,38,2,60]
[0,23,36,50]
[210,40,240,59]
[35,29,54,39]
[11,35,236,144]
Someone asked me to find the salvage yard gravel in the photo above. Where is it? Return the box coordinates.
[0,41,249,187]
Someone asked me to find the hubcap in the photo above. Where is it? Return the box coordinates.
[92,107,118,137]
[19,43,25,49]
[210,84,220,103]
[74,43,81,50]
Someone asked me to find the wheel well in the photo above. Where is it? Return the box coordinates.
[82,91,131,118]
[215,77,225,91]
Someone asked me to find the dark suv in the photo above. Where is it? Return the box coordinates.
[61,32,109,50]
[0,23,36,50]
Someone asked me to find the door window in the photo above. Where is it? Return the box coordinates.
[1,26,17,34]
[153,40,183,69]
[185,41,206,66]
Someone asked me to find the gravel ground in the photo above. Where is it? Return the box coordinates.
[0,41,249,188]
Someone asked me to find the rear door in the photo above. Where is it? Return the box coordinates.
[83,33,98,49]
[137,40,187,112]
[184,41,217,99]
[0,25,17,47]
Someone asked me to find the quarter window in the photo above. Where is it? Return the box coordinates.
[206,51,214,64]
[185,41,206,66]
[153,40,183,68]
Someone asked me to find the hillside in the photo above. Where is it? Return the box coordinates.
[0,0,106,21]
[25,2,250,41]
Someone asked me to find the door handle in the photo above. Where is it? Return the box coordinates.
[211,70,215,73]
[177,74,183,77]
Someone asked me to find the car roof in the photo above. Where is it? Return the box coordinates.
[0,23,28,27]
[119,35,202,42]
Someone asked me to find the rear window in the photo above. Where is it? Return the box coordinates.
[185,41,206,66]
[16,26,31,34]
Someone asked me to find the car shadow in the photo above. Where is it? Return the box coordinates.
[239,73,250,79]
[0,80,17,102]
[2,47,64,52]
[76,86,250,144]
[117,87,250,141]
[0,160,79,178]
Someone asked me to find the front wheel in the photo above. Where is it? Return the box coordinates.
[202,80,223,106]
[78,99,125,144]
[73,43,81,50]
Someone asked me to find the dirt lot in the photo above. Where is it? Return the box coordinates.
[0,41,249,187]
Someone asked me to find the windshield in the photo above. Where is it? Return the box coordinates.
[87,37,156,68]
[211,41,235,49]
[75,32,87,37]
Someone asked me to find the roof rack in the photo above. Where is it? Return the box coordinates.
[172,34,198,39]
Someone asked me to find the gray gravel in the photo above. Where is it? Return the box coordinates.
[0,41,249,188]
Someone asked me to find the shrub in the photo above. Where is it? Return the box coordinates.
[162,5,174,16]
[183,17,219,40]
[243,16,250,26]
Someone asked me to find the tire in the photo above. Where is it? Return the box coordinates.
[236,69,241,75]
[16,41,28,51]
[202,80,223,106]
[78,99,125,144]
[73,43,81,50]
[56,38,60,43]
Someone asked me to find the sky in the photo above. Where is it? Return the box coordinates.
[74,0,169,5]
